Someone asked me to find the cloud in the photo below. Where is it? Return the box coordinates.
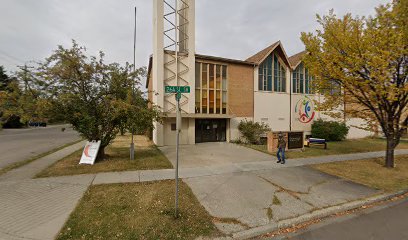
[0,0,389,79]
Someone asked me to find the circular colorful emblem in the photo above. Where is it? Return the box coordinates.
[295,96,315,123]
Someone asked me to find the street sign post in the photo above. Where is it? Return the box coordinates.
[165,86,190,218]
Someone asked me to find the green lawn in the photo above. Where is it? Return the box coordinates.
[36,135,172,178]
[242,138,408,159]
[312,155,408,192]
[57,180,221,240]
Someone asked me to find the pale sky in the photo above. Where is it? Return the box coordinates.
[0,0,388,86]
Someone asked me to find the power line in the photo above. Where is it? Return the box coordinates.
[0,50,25,64]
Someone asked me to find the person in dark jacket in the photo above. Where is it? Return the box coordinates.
[277,132,286,164]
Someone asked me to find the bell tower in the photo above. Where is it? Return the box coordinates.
[152,0,196,146]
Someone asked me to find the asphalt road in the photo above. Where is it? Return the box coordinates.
[279,198,408,240]
[0,125,81,169]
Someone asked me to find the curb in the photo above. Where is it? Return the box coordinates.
[232,189,408,240]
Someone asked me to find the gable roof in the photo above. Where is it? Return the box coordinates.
[246,41,280,63]
[288,50,308,69]
[245,41,291,68]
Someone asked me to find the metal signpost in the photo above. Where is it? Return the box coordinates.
[165,86,190,217]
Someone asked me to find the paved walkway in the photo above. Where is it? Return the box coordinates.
[0,141,86,182]
[160,142,272,168]
[0,141,90,240]
[0,175,93,240]
[0,143,407,240]
[92,149,408,185]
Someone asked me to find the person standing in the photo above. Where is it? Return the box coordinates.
[277,132,286,164]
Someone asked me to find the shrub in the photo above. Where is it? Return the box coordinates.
[2,115,24,128]
[230,139,243,144]
[238,120,271,144]
[311,119,349,141]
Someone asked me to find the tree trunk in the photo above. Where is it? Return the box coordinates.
[385,136,395,168]
[97,146,106,161]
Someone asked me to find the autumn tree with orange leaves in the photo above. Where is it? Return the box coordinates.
[301,0,408,168]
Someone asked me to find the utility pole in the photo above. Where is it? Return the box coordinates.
[130,6,137,160]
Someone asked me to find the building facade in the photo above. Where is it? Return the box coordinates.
[147,0,371,146]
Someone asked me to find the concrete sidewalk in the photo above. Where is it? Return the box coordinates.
[0,145,406,240]
[92,149,408,185]
[0,175,94,240]
[0,141,86,182]
[0,141,90,240]
[88,149,406,238]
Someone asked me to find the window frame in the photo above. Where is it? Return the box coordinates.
[195,61,228,115]
[258,52,287,93]
[292,63,313,94]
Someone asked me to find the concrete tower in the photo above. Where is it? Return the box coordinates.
[152,0,196,146]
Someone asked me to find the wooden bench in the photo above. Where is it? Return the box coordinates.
[306,138,327,149]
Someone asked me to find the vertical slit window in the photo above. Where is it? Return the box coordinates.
[280,65,286,92]
[299,64,304,93]
[273,54,278,91]
[216,91,221,114]
[202,64,208,89]
[267,55,272,91]
[202,89,207,113]
[195,89,200,113]
[209,90,214,113]
[222,65,227,91]
[209,64,214,89]
[195,62,200,88]
[222,91,227,114]
[305,68,309,94]
[216,65,221,89]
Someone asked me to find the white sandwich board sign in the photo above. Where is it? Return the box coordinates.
[79,140,101,165]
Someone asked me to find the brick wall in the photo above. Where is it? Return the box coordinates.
[228,63,254,117]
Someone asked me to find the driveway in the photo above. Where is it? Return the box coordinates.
[0,124,80,170]
[185,166,379,235]
[160,142,380,236]
[159,142,273,168]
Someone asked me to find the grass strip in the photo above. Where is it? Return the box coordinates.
[57,180,221,240]
[36,135,173,178]
[311,155,408,192]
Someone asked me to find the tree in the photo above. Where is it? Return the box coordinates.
[38,40,161,159]
[0,66,11,91]
[301,0,408,167]
[0,80,21,128]
[0,64,51,128]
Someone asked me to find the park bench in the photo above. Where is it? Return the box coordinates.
[306,137,327,149]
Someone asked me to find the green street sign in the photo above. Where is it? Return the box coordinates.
[165,86,190,94]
